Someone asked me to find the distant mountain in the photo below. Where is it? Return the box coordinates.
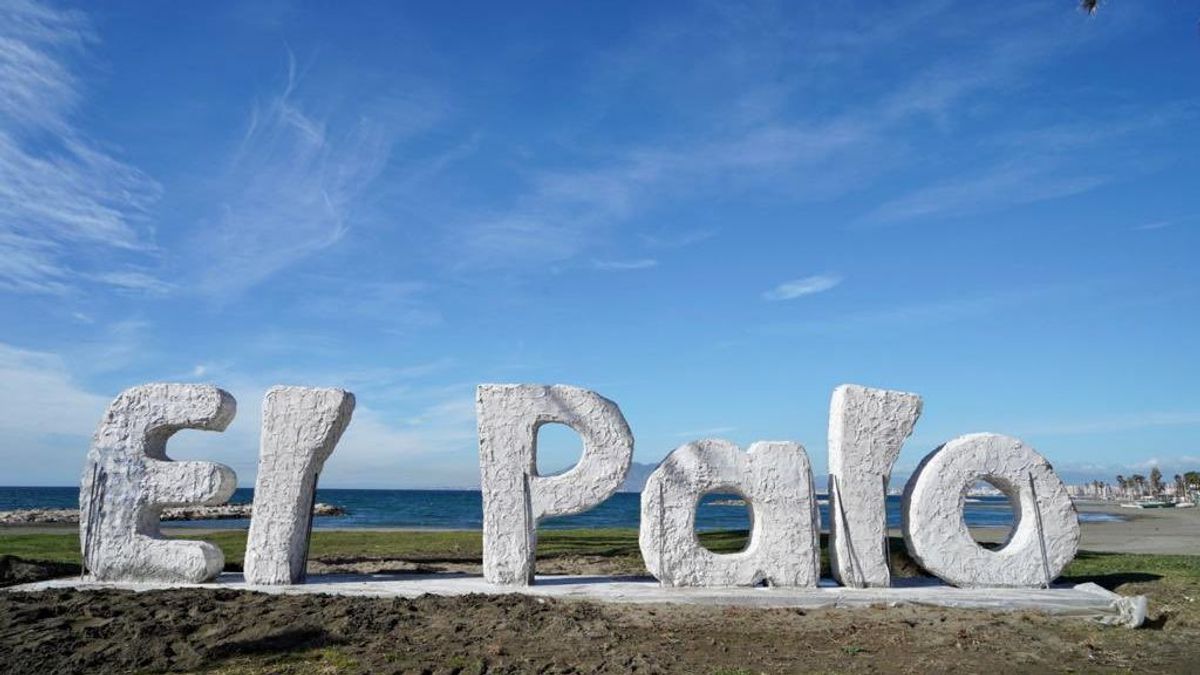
[619,464,835,493]
[538,461,658,493]
[618,462,659,493]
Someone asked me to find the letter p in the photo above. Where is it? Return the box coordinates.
[477,384,634,585]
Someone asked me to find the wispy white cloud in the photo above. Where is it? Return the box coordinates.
[297,280,443,334]
[873,42,1045,124]
[1022,411,1200,436]
[0,0,90,133]
[1129,458,1165,471]
[991,103,1196,152]
[1133,220,1172,231]
[673,425,737,438]
[192,51,443,297]
[638,228,717,249]
[454,216,595,270]
[592,258,657,271]
[861,102,1196,227]
[761,285,1080,335]
[860,160,1109,225]
[763,274,842,301]
[71,318,154,375]
[450,120,881,271]
[163,370,481,488]
[1133,213,1199,231]
[0,1,163,295]
[326,398,479,488]
[85,270,173,295]
[804,0,956,65]
[1054,457,1200,483]
[0,342,110,483]
[449,3,1115,272]
[0,341,108,434]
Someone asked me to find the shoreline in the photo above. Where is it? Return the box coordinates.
[0,503,345,525]
[4,500,1194,555]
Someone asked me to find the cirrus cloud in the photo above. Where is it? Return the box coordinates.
[763,274,843,301]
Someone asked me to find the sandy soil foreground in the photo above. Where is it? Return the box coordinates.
[2,583,1197,674]
[2,501,1198,673]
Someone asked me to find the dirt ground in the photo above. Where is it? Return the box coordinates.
[3,558,1200,674]
[0,555,81,588]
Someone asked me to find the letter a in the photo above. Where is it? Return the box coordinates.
[640,439,820,587]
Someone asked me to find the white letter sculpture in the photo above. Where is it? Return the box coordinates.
[827,384,922,588]
[640,439,820,587]
[79,383,237,583]
[902,433,1080,588]
[477,384,634,585]
[244,386,355,585]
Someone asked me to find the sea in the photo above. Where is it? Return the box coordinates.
[0,486,1122,530]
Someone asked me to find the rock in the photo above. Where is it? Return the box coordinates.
[0,502,347,525]
[0,508,79,524]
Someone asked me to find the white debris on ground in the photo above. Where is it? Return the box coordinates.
[4,573,1148,629]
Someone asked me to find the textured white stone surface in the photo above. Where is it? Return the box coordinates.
[640,439,820,587]
[902,433,1080,588]
[827,384,922,588]
[244,387,355,585]
[79,384,238,583]
[6,575,1146,628]
[477,384,634,585]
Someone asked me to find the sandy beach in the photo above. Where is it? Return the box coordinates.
[1070,502,1200,555]
[956,501,1200,555]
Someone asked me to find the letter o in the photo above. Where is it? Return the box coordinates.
[902,433,1080,588]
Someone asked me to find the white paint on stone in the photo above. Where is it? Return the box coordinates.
[244,386,355,585]
[902,433,1080,588]
[79,384,237,583]
[827,384,922,588]
[477,384,634,585]
[640,439,820,587]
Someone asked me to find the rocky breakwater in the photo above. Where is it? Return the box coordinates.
[0,503,347,525]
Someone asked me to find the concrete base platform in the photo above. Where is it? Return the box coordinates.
[9,573,1147,628]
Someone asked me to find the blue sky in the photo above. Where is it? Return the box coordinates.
[1,0,1198,488]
